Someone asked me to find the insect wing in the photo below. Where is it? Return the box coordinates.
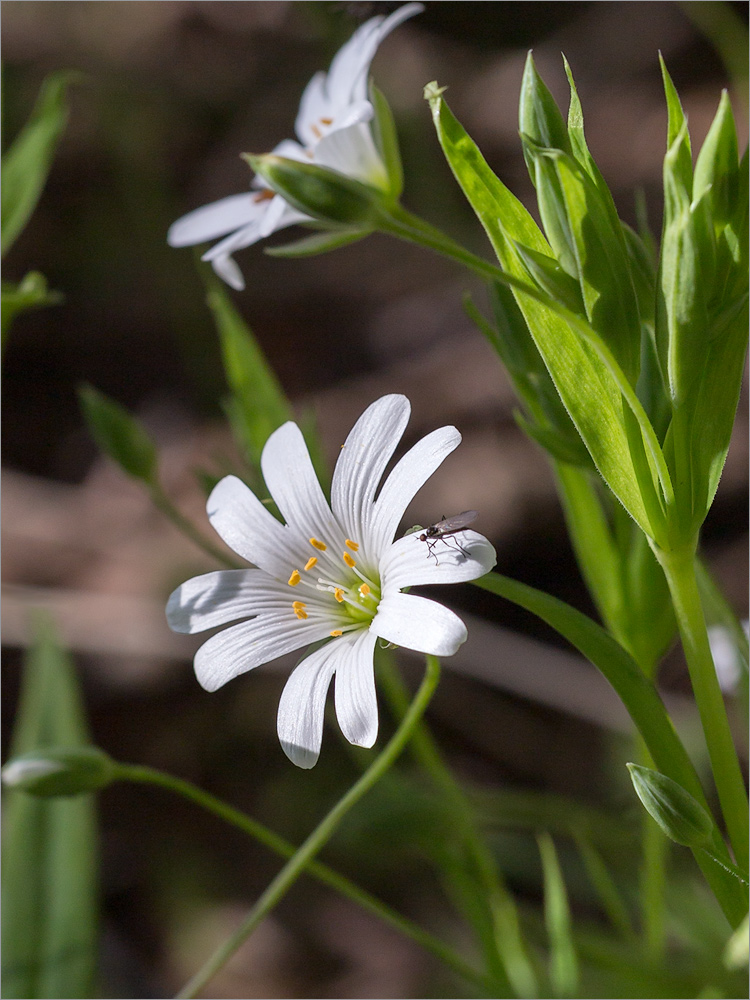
[432,510,478,535]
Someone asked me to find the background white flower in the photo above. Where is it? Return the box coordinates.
[167,3,423,291]
[167,394,496,767]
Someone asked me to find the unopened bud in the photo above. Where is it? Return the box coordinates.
[627,763,713,848]
[2,746,117,797]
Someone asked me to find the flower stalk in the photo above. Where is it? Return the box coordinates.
[174,654,442,1000]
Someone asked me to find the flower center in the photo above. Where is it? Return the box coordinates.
[286,534,381,637]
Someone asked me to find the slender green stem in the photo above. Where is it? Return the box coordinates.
[172,655,442,1000]
[114,760,488,995]
[149,482,239,568]
[378,654,538,999]
[655,543,749,872]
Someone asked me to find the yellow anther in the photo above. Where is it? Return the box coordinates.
[345,539,359,551]
[309,537,327,551]
[311,122,322,139]
[359,583,371,597]
[304,556,318,571]
[292,601,307,611]
[320,117,333,126]
[288,569,301,587]
[330,629,343,637]
[343,551,356,568]
[334,588,345,603]
[295,608,309,620]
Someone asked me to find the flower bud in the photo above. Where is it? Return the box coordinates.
[246,154,385,228]
[2,746,117,797]
[627,763,714,848]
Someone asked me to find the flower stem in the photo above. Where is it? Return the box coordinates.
[149,482,239,568]
[378,654,538,999]
[655,542,749,872]
[170,654,442,1000]
[115,759,488,996]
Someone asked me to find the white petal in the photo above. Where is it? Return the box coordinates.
[270,138,309,162]
[167,193,260,247]
[295,71,331,146]
[194,613,333,692]
[380,530,497,592]
[313,122,386,188]
[260,422,346,558]
[368,426,461,553]
[370,592,467,656]
[334,629,378,748]
[212,254,245,291]
[277,641,339,768]
[206,475,304,579]
[331,394,410,559]
[166,569,294,634]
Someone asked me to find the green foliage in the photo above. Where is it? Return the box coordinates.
[2,616,98,999]
[2,747,117,799]
[264,227,370,258]
[78,384,158,484]
[370,83,404,199]
[538,834,579,997]
[1,272,62,350]
[2,71,79,256]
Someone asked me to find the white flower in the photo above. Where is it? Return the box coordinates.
[167,394,496,767]
[167,3,423,291]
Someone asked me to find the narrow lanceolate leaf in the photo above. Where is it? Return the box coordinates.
[78,384,158,485]
[2,72,79,256]
[202,270,293,471]
[519,53,571,182]
[425,87,669,541]
[2,615,98,999]
[693,90,739,231]
[537,834,578,998]
[471,571,747,926]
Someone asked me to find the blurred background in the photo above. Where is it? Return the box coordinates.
[2,2,748,997]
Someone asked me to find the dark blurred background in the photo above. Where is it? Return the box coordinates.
[2,3,748,997]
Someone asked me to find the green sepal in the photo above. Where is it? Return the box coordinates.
[78,384,158,484]
[1,271,62,349]
[247,153,388,227]
[627,763,714,848]
[370,82,404,199]
[2,71,81,256]
[2,747,117,798]
[265,226,371,258]
[694,90,739,230]
[519,52,571,182]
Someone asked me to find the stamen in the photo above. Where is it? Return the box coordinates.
[343,552,356,568]
[345,539,359,551]
[352,565,378,590]
[309,537,327,551]
[334,588,345,603]
[359,584,371,597]
[311,123,322,139]
[292,601,307,611]
[295,608,308,620]
[288,570,301,587]
[320,117,333,126]
[330,629,343,637]
[252,189,275,203]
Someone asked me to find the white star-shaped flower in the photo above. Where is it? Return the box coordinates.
[166,395,496,767]
[167,3,423,291]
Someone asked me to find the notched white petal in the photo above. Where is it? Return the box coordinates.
[370,592,467,656]
[166,569,291,634]
[334,630,378,748]
[278,642,339,768]
[381,530,496,591]
[167,193,260,247]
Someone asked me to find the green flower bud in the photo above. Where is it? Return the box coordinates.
[627,763,714,848]
[246,154,385,228]
[2,746,117,797]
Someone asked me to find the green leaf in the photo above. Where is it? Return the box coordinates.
[519,52,571,180]
[694,90,739,230]
[659,56,693,195]
[202,271,293,469]
[1,272,62,350]
[627,763,714,848]
[471,570,747,925]
[537,834,578,997]
[264,227,371,258]
[2,615,98,998]
[2,72,79,256]
[573,834,636,942]
[370,83,403,199]
[78,384,158,484]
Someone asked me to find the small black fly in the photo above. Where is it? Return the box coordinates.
[416,511,478,564]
